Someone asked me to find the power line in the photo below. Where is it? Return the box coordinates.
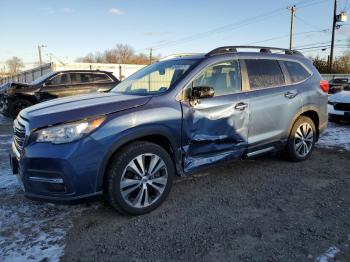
[141,0,331,52]
[295,15,324,30]
[296,44,349,50]
[243,29,329,46]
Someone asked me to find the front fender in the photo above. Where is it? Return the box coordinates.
[94,124,182,191]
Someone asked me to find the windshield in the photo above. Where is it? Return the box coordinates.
[111,59,200,95]
[30,72,56,85]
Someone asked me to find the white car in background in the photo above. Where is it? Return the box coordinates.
[328,91,350,122]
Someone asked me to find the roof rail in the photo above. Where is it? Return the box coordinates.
[160,53,202,61]
[205,46,304,57]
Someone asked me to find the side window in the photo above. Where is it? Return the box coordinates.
[245,59,285,90]
[93,73,112,83]
[284,61,311,83]
[70,73,82,84]
[192,60,241,97]
[79,73,93,84]
[49,73,70,85]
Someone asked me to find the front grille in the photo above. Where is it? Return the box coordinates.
[13,117,27,152]
[334,103,350,112]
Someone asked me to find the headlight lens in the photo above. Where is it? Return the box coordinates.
[328,101,335,105]
[35,116,106,144]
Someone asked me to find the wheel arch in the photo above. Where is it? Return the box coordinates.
[10,93,39,104]
[97,125,182,192]
[288,107,320,140]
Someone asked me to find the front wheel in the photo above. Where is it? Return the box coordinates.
[286,116,316,162]
[106,141,174,215]
[8,98,32,118]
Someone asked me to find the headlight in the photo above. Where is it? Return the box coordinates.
[328,101,335,105]
[35,116,106,144]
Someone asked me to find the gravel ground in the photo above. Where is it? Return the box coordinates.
[0,114,350,261]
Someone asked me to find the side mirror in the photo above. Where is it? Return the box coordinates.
[191,86,215,100]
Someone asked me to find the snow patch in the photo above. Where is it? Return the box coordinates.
[0,199,98,262]
[0,115,11,125]
[314,246,340,262]
[317,123,350,151]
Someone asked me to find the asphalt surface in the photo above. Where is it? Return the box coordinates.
[1,114,350,261]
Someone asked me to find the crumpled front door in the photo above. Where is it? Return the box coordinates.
[181,93,249,172]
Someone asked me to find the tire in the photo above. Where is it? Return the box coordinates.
[8,98,32,119]
[286,116,316,162]
[106,141,174,215]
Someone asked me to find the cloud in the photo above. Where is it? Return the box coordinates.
[109,8,124,15]
[62,8,74,13]
[39,7,55,15]
[143,32,169,37]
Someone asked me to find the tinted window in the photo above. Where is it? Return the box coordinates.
[49,73,69,85]
[80,73,93,83]
[193,60,241,96]
[245,59,285,89]
[332,78,348,84]
[284,61,311,83]
[93,73,112,83]
[69,73,94,84]
[70,73,82,84]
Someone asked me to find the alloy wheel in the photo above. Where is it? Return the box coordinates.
[294,123,314,157]
[120,153,168,208]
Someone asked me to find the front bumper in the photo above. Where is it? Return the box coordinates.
[10,136,105,203]
[328,104,350,121]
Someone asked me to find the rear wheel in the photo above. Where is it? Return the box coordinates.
[106,141,174,215]
[286,116,316,162]
[8,98,32,118]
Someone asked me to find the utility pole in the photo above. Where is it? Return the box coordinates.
[288,5,296,50]
[149,48,153,65]
[329,0,337,73]
[38,44,47,66]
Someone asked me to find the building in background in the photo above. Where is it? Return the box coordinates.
[0,62,146,84]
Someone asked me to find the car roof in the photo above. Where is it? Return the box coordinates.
[56,70,112,74]
[162,46,308,63]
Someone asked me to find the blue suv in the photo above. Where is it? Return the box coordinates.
[10,46,328,215]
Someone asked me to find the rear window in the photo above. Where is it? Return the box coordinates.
[245,59,285,89]
[93,73,113,83]
[284,61,311,83]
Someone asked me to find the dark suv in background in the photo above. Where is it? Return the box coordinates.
[328,77,350,94]
[0,70,119,118]
[10,46,328,215]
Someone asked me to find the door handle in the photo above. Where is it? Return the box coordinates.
[235,102,248,111]
[284,91,298,99]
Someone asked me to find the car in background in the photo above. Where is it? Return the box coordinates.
[0,70,119,118]
[328,90,350,122]
[328,78,350,94]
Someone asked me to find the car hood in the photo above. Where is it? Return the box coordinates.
[0,82,30,94]
[329,91,350,103]
[20,92,152,129]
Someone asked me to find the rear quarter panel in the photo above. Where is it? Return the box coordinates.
[299,60,328,134]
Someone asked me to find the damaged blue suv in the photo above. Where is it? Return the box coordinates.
[10,46,328,215]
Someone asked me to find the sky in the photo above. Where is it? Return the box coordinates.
[0,0,349,66]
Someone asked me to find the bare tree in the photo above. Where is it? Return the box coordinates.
[6,56,24,75]
[112,44,134,64]
[76,44,154,65]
